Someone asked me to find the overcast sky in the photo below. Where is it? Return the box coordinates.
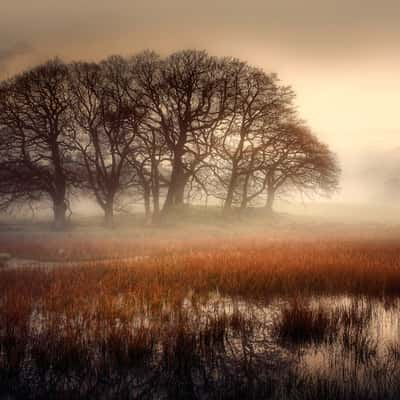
[1,0,399,201]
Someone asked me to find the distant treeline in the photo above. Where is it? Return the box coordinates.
[0,50,340,229]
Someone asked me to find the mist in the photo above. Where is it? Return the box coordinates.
[1,1,400,210]
[1,3,400,399]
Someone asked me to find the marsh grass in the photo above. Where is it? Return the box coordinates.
[1,237,400,398]
[387,342,400,361]
[338,300,378,364]
[273,299,339,345]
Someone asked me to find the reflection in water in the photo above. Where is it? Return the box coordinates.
[2,293,400,399]
[182,293,400,398]
[296,296,400,396]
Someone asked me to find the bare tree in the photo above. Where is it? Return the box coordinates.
[0,51,341,225]
[0,128,43,212]
[125,125,169,222]
[68,57,147,227]
[119,54,170,223]
[134,50,231,214]
[260,123,340,212]
[207,62,295,212]
[0,60,75,229]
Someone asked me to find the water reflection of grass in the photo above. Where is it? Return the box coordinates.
[1,239,400,398]
[273,299,339,345]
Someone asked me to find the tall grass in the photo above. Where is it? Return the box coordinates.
[273,299,339,345]
[1,237,400,398]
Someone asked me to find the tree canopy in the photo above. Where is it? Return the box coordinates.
[0,50,340,228]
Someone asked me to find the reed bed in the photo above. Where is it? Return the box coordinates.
[1,238,400,295]
[1,237,400,398]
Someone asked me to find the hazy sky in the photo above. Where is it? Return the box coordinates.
[1,0,399,201]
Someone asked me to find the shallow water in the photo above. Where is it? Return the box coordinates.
[3,292,400,399]
[297,296,400,391]
[184,292,400,390]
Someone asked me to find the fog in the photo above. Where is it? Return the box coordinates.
[3,6,400,400]
[0,0,399,217]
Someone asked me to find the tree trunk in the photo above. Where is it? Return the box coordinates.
[224,137,244,212]
[104,203,114,228]
[265,187,275,214]
[162,150,185,213]
[50,138,68,230]
[52,177,67,231]
[240,170,252,210]
[224,172,237,211]
[53,199,67,231]
[175,173,189,206]
[152,194,160,218]
[152,187,160,223]
[151,158,160,220]
[143,188,151,224]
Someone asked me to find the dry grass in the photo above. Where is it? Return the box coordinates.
[3,237,400,295]
[1,236,400,398]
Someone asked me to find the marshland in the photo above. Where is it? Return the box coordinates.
[1,207,400,399]
[1,7,400,397]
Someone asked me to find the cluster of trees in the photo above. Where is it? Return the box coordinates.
[0,50,340,229]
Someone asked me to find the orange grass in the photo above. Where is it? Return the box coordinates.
[1,239,400,298]
[0,225,399,262]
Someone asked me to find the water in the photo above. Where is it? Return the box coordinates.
[181,293,400,396]
[2,292,400,399]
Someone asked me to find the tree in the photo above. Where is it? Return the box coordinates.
[68,57,147,227]
[0,51,341,224]
[260,123,340,212]
[0,60,75,229]
[207,62,295,212]
[0,129,43,212]
[134,50,231,214]
[125,125,169,222]
[120,54,170,223]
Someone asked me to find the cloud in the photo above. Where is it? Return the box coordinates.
[0,42,33,76]
[2,1,400,61]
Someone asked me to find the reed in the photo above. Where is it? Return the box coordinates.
[1,236,400,398]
